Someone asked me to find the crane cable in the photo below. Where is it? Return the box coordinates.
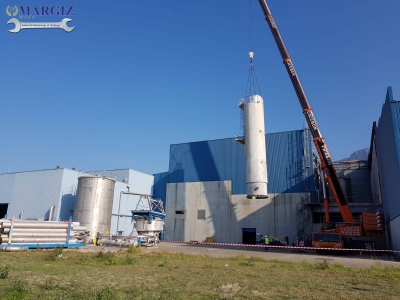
[245,54,262,97]
[245,0,262,97]
[247,0,253,52]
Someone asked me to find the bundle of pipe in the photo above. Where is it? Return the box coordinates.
[0,220,88,244]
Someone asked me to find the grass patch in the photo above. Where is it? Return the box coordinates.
[0,264,10,279]
[0,249,399,299]
[44,246,66,261]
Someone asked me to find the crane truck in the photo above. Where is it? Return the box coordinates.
[256,0,385,250]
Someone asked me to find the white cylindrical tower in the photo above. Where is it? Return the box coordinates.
[239,94,268,199]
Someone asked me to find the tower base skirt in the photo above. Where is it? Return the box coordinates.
[246,183,268,199]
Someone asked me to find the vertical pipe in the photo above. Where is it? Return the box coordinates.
[48,205,55,221]
[321,170,330,222]
[116,191,123,234]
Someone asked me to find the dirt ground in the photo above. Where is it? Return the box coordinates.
[78,242,400,268]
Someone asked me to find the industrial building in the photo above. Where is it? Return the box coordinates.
[0,88,398,250]
[0,168,153,237]
[0,128,317,246]
[370,87,400,251]
[153,128,316,245]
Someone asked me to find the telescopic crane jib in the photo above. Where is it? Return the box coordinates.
[256,0,355,223]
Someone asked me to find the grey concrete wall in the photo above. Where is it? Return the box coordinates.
[230,193,311,245]
[165,181,231,243]
[165,180,311,245]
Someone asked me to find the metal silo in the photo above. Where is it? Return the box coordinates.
[73,176,115,238]
[239,94,268,199]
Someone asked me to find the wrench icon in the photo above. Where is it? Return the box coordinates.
[7,18,75,33]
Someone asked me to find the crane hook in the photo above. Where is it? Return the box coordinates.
[249,51,254,63]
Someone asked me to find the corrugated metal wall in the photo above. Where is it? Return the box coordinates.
[154,129,315,204]
[110,181,135,236]
[370,140,382,203]
[128,169,154,194]
[375,87,400,223]
[58,169,79,221]
[153,172,169,205]
[0,169,65,220]
[88,169,130,184]
[333,161,373,202]
[389,215,400,252]
[88,169,153,194]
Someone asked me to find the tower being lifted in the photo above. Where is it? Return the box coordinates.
[237,52,268,199]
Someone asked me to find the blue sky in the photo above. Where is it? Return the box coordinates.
[0,0,399,175]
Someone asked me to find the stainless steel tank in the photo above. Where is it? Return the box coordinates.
[239,94,268,199]
[73,176,115,238]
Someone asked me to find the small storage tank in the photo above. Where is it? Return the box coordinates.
[134,217,164,242]
[73,176,115,238]
[135,217,164,233]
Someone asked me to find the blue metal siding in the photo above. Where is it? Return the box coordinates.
[266,130,314,193]
[168,138,247,193]
[153,129,315,204]
[153,172,169,205]
[392,98,400,164]
[376,87,400,222]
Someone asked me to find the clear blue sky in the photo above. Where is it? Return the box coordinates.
[1,0,399,175]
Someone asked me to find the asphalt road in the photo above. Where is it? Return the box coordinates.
[79,242,400,268]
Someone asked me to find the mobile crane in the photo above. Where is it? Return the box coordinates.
[256,0,385,250]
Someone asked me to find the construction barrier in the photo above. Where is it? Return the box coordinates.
[161,240,400,253]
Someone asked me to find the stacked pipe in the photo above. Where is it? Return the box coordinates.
[0,220,88,244]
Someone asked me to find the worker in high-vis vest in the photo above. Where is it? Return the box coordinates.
[264,236,270,252]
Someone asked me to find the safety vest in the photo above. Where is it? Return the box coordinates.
[264,237,270,245]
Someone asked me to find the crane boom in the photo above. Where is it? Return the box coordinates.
[257,0,355,223]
